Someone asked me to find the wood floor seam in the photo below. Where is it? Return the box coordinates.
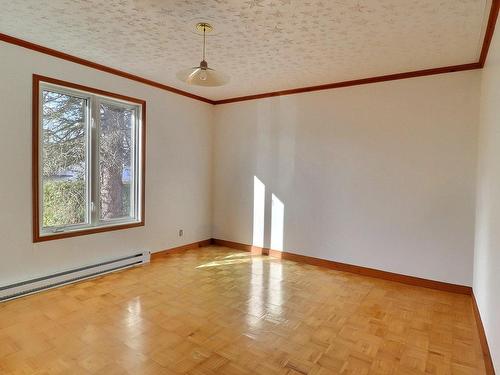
[0,244,490,374]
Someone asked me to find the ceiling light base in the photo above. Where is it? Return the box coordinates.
[196,22,214,34]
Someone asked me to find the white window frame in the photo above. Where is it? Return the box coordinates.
[34,76,145,242]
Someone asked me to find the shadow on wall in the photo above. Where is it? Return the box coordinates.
[253,175,285,251]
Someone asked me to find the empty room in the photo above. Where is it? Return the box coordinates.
[0,0,499,374]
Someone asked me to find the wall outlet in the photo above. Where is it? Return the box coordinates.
[178,229,183,237]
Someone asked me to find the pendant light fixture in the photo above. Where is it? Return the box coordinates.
[176,22,229,87]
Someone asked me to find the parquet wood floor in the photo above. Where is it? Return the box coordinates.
[0,246,486,374]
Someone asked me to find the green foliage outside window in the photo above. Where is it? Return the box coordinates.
[43,180,86,227]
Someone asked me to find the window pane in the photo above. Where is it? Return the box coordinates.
[41,90,87,228]
[99,102,135,220]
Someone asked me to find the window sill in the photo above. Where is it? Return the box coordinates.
[33,221,144,243]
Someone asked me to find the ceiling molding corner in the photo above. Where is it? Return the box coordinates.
[0,0,498,105]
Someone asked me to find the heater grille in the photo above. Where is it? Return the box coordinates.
[0,252,150,302]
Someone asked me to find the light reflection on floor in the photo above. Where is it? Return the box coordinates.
[196,258,254,268]
[268,261,283,309]
[0,246,485,374]
[249,257,265,323]
[197,252,286,328]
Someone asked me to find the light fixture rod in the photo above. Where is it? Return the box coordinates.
[176,22,228,87]
[202,25,206,61]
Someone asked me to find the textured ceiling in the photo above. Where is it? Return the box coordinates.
[0,0,491,100]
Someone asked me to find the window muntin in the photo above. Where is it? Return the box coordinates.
[38,82,143,238]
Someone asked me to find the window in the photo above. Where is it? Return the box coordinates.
[33,75,145,242]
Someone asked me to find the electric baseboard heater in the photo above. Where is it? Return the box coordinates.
[0,251,150,302]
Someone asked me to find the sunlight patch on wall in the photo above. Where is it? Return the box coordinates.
[271,193,284,251]
[253,176,265,247]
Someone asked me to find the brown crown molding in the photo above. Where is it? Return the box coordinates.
[0,33,215,105]
[480,0,500,68]
[213,63,481,105]
[1,0,498,105]
[215,0,499,104]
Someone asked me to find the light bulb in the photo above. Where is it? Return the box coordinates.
[199,69,208,81]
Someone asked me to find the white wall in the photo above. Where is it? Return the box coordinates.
[1,33,496,362]
[0,39,485,292]
[474,17,500,372]
[0,41,213,285]
[213,71,480,286]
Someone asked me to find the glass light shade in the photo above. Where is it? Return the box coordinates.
[176,66,230,87]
